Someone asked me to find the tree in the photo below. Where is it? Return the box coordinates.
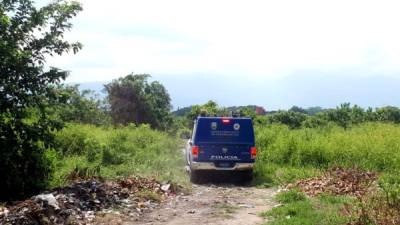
[105,74,172,129]
[267,111,308,129]
[324,103,352,129]
[0,0,82,200]
[55,85,110,125]
[375,106,400,123]
[289,105,307,114]
[187,100,220,120]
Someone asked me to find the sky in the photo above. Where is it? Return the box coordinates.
[37,0,400,109]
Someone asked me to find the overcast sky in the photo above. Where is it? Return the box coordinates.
[37,0,400,109]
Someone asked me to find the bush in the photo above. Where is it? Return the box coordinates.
[255,123,400,173]
[267,111,308,129]
[51,123,186,187]
[55,124,101,156]
[379,172,400,209]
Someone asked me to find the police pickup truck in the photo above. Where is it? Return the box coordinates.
[185,116,256,183]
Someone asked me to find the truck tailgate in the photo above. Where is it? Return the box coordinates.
[196,144,254,163]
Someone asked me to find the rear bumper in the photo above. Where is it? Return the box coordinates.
[190,162,254,171]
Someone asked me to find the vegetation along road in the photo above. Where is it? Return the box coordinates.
[1,1,400,224]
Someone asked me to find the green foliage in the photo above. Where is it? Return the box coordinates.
[104,74,172,129]
[264,192,349,225]
[267,111,308,129]
[275,189,307,203]
[262,104,400,129]
[55,124,101,155]
[54,85,110,125]
[0,0,82,200]
[51,123,187,187]
[379,172,400,209]
[375,106,400,123]
[289,106,307,114]
[187,100,220,120]
[254,163,321,185]
[256,123,400,173]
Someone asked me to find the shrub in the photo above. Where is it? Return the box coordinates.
[379,172,400,209]
[55,124,101,156]
[267,111,308,129]
[51,123,186,187]
[255,123,400,173]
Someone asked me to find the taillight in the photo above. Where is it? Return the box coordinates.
[192,146,199,159]
[250,147,257,159]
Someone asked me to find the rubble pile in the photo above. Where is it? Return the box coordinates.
[0,177,176,225]
[287,167,377,197]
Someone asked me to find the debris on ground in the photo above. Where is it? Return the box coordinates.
[0,177,178,225]
[286,167,377,197]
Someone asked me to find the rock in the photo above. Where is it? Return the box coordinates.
[161,184,171,192]
[0,207,9,217]
[238,204,254,208]
[35,194,60,210]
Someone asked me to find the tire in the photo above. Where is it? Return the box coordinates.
[190,170,202,184]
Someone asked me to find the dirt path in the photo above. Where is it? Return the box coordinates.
[122,184,277,225]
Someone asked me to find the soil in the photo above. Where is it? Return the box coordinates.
[95,183,277,225]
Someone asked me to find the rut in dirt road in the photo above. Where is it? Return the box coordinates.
[123,184,277,225]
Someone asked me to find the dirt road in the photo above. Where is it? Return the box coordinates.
[122,184,277,225]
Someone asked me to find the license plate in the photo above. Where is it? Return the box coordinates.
[218,162,231,167]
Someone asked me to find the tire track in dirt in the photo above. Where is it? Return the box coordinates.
[125,184,277,225]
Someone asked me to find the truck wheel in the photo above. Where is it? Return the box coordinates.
[190,170,202,184]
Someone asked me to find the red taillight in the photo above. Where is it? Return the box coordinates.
[222,118,231,124]
[192,146,199,159]
[250,147,257,159]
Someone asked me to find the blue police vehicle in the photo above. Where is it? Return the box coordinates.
[185,116,257,183]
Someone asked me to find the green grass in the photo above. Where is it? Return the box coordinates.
[255,122,400,224]
[49,123,187,188]
[263,190,351,225]
[254,122,400,185]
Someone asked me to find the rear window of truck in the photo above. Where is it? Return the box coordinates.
[193,117,255,145]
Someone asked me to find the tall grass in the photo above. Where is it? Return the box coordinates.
[254,122,400,184]
[50,123,186,187]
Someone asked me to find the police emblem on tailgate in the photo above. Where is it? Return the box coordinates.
[211,122,217,130]
[222,147,228,153]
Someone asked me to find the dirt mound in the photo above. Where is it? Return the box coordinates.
[287,167,377,197]
[0,177,177,225]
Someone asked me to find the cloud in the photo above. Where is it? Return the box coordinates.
[37,0,400,83]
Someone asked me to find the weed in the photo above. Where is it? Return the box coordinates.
[264,191,350,225]
[275,190,307,204]
[50,123,188,188]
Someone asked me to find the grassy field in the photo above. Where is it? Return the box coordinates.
[49,123,187,188]
[254,122,400,185]
[50,122,400,224]
[254,122,400,225]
